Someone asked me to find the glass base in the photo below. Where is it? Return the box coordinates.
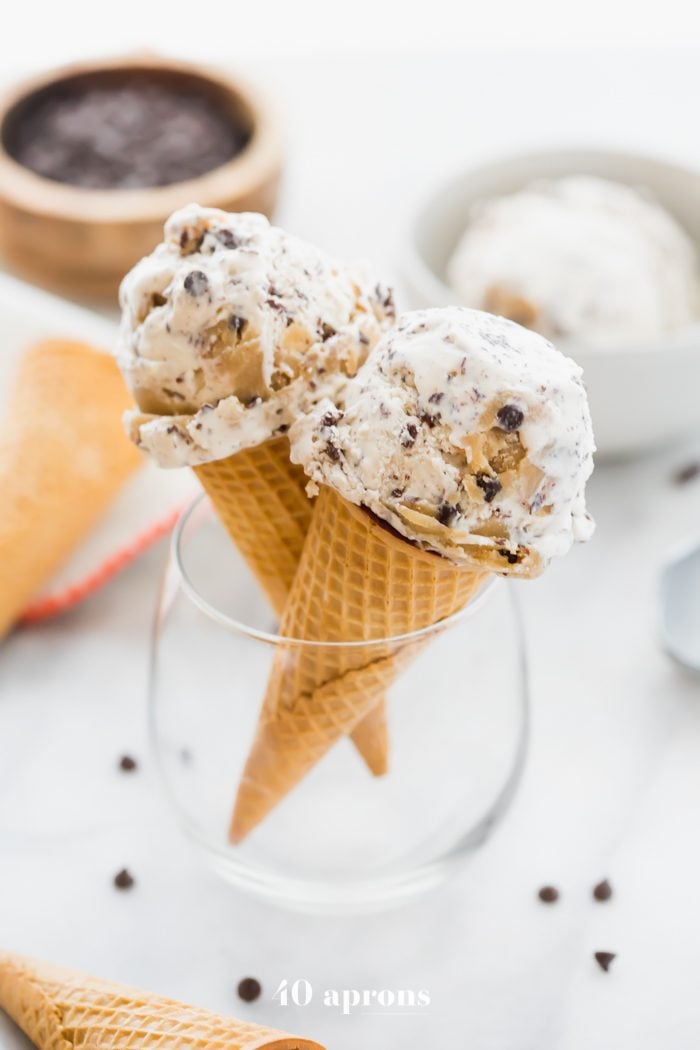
[150,498,530,913]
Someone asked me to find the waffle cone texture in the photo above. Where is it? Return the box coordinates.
[0,952,324,1050]
[193,437,388,775]
[230,485,486,842]
[0,340,141,639]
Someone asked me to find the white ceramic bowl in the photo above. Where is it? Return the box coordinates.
[401,148,700,457]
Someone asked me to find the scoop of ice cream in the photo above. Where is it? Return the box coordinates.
[447,176,697,345]
[117,205,395,466]
[291,307,595,576]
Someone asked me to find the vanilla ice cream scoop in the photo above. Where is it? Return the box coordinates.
[117,205,395,466]
[447,176,698,345]
[291,307,595,576]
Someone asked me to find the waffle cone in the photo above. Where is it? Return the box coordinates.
[193,439,388,774]
[0,340,141,639]
[230,486,485,842]
[0,952,324,1050]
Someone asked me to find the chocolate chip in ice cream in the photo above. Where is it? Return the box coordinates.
[593,878,613,902]
[237,977,262,1003]
[325,441,341,461]
[476,473,502,503]
[496,404,525,432]
[538,885,559,903]
[228,314,246,335]
[437,502,458,526]
[183,270,209,296]
[594,951,616,973]
[401,423,418,448]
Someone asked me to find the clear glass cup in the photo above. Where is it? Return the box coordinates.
[150,495,529,912]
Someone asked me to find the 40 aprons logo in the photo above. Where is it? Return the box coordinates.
[273,978,431,1016]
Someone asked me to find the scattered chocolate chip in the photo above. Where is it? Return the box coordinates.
[183,270,208,296]
[375,284,395,315]
[163,389,185,401]
[437,502,458,526]
[673,461,700,485]
[358,332,370,346]
[496,404,524,432]
[325,441,341,461]
[391,487,405,498]
[228,314,246,335]
[237,977,262,1003]
[401,423,418,448]
[320,411,341,427]
[216,228,241,249]
[593,879,613,902]
[276,423,289,434]
[476,473,502,503]
[499,549,520,564]
[114,868,134,891]
[538,885,559,903]
[320,322,336,341]
[119,755,137,772]
[594,951,616,973]
[419,412,440,428]
[428,392,444,404]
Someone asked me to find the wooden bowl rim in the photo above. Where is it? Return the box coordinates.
[0,53,283,224]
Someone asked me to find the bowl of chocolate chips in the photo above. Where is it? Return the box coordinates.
[0,54,282,300]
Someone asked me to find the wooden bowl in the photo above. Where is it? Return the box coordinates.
[0,55,283,301]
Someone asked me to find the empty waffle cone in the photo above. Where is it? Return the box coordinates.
[193,437,388,775]
[230,485,485,842]
[0,340,141,639]
[0,951,324,1050]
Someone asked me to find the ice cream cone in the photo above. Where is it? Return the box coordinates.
[193,438,388,775]
[0,340,141,639]
[0,951,324,1050]
[230,485,485,842]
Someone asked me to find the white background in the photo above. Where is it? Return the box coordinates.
[2,10,700,1050]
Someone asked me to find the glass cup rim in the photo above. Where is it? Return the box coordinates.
[172,493,500,649]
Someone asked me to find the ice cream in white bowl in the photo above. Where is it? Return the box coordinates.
[401,149,700,456]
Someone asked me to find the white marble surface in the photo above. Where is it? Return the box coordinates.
[2,49,700,1050]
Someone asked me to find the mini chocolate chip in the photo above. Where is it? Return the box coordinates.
[216,228,241,249]
[499,549,520,564]
[379,404,390,418]
[594,951,616,973]
[476,474,502,503]
[428,392,444,404]
[119,755,137,772]
[593,879,613,902]
[674,461,700,485]
[437,502,458,526]
[321,322,336,341]
[183,270,208,296]
[229,314,246,335]
[277,424,289,434]
[401,423,418,448]
[321,411,340,427]
[496,404,524,432]
[325,441,341,461]
[391,487,405,498]
[419,412,440,428]
[538,885,559,903]
[114,868,134,890]
[163,389,185,401]
[358,332,370,346]
[237,977,262,1003]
